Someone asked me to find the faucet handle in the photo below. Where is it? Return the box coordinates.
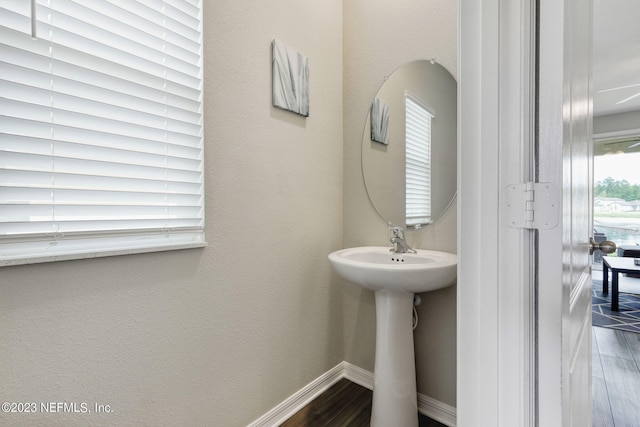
[389,226,405,239]
[388,226,416,254]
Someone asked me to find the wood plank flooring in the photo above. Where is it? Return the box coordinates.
[280,378,446,427]
[593,326,640,426]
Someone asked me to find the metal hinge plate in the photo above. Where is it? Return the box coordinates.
[504,182,559,230]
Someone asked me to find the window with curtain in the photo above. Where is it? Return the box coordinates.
[0,0,205,266]
[405,91,433,227]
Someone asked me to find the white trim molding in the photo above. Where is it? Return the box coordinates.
[246,363,344,427]
[418,393,457,427]
[247,362,457,427]
[458,0,538,426]
[341,361,374,389]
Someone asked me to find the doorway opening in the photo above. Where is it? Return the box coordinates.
[592,137,640,272]
[591,136,640,425]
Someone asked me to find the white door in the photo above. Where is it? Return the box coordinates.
[537,0,594,425]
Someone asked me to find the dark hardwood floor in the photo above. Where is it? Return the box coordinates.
[593,326,640,426]
[280,378,447,427]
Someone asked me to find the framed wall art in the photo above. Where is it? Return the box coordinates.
[272,39,309,117]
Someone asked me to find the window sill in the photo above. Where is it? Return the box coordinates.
[0,234,207,267]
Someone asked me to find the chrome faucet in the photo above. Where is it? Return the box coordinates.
[389,227,417,254]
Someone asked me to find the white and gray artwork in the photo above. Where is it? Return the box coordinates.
[371,98,389,144]
[272,39,309,117]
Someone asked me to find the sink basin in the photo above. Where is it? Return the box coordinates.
[328,246,457,293]
[328,246,457,427]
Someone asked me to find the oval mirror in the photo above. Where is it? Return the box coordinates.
[362,60,457,228]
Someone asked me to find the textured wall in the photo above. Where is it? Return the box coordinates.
[342,0,458,407]
[0,1,344,425]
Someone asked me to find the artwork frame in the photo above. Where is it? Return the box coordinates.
[272,39,310,117]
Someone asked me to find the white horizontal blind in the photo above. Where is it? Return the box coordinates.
[0,0,205,265]
[405,91,433,227]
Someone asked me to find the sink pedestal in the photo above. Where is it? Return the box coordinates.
[327,246,457,426]
[371,289,419,427]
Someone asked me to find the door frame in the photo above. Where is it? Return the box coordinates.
[458,0,595,426]
[458,0,537,425]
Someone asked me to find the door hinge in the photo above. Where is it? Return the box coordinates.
[504,182,559,230]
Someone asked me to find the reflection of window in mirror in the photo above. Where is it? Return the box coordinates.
[405,91,435,227]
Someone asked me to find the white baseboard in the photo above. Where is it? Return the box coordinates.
[342,361,374,389]
[418,392,457,427]
[247,362,345,427]
[247,361,457,427]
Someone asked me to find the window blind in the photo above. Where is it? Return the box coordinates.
[405,91,433,227]
[0,0,205,265]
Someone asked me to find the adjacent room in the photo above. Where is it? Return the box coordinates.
[591,1,640,424]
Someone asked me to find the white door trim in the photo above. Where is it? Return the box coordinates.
[458,0,537,426]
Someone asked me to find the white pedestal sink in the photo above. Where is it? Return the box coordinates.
[328,246,457,427]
